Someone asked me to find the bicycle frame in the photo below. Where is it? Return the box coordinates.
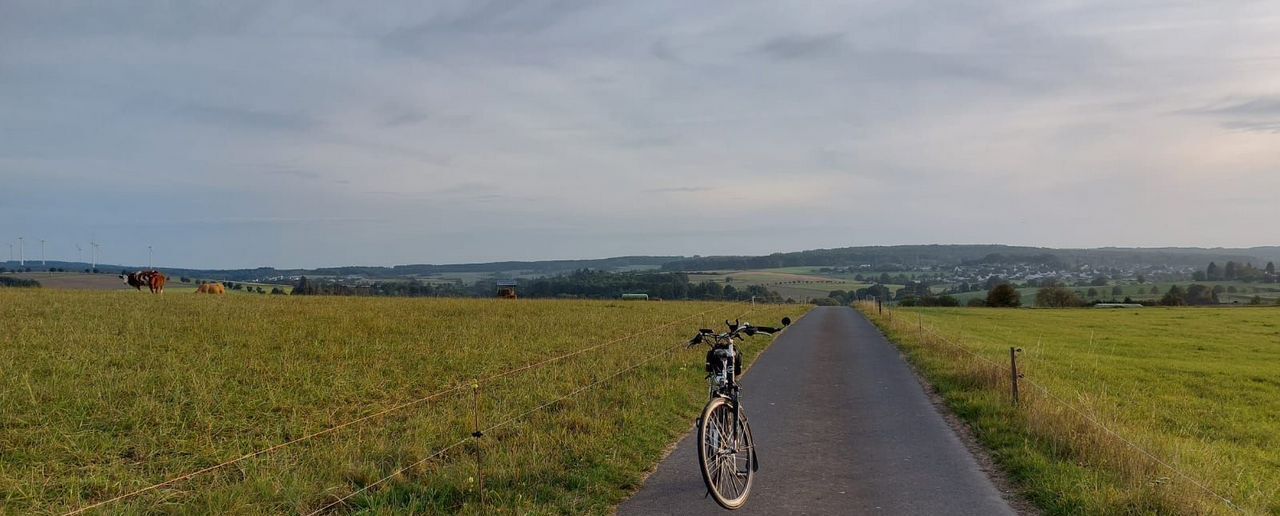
[707,338,744,450]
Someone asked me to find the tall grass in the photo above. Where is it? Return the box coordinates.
[0,290,805,514]
[858,302,1279,515]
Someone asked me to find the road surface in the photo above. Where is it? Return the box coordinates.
[618,306,1017,515]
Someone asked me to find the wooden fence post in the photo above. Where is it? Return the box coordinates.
[471,381,485,508]
[1010,347,1022,407]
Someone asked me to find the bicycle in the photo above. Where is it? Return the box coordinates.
[686,317,790,509]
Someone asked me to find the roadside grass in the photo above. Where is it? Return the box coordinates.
[0,289,806,514]
[857,303,1280,515]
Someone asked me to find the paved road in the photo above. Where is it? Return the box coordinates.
[618,307,1016,516]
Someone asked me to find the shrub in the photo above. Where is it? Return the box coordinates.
[966,298,986,307]
[1160,285,1186,306]
[986,284,1021,307]
[1035,286,1083,308]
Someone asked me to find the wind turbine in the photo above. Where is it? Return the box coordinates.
[17,237,23,266]
[6,242,12,262]
[148,245,153,269]
[40,239,46,266]
[76,243,83,263]
[90,241,99,272]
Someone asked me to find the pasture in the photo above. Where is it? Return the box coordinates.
[0,290,805,514]
[3,272,289,295]
[862,305,1280,515]
[685,269,872,301]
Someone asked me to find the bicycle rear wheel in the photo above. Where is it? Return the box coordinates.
[696,396,754,509]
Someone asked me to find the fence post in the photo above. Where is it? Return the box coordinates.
[471,381,485,508]
[1009,347,1022,407]
[877,297,882,315]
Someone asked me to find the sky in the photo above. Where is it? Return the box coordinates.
[1,1,1278,269]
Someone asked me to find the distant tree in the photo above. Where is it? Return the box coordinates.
[1192,271,1207,281]
[986,284,1021,307]
[1207,262,1220,281]
[1150,285,1160,295]
[1224,261,1238,280]
[1226,286,1237,293]
[1185,284,1218,305]
[722,284,738,299]
[1112,285,1124,296]
[1090,276,1109,287]
[1035,286,1083,308]
[1160,285,1186,306]
[1136,273,1146,284]
[271,287,285,295]
[966,298,986,307]
[1266,262,1276,276]
[1248,295,1263,305]
[1086,288,1099,298]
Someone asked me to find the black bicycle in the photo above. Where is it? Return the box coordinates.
[686,317,790,509]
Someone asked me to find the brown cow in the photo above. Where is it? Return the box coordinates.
[195,283,226,294]
[121,270,166,294]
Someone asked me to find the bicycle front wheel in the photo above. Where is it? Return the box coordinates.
[696,396,754,509]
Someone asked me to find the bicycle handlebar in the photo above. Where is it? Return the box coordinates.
[687,317,791,348]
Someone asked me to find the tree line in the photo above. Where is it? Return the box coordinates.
[291,269,786,302]
[1192,261,1277,283]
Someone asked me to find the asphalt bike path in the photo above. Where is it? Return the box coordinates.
[618,306,1015,515]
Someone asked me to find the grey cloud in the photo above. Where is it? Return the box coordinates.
[1181,97,1280,134]
[175,102,316,131]
[756,33,846,60]
[383,111,431,127]
[264,169,322,180]
[1186,97,1280,117]
[647,186,713,193]
[1221,120,1280,133]
[380,0,591,55]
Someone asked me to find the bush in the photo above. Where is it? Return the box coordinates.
[986,284,1021,307]
[1160,285,1186,306]
[0,276,41,288]
[811,297,840,306]
[1035,286,1083,308]
[966,298,986,307]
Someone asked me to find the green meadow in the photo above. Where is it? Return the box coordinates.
[0,289,805,514]
[861,304,1280,515]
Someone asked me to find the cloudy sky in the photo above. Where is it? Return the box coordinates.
[2,1,1277,268]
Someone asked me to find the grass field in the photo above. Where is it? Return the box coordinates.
[860,304,1280,515]
[4,272,291,295]
[686,269,873,301]
[0,289,805,514]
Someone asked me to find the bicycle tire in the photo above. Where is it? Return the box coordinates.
[696,396,754,509]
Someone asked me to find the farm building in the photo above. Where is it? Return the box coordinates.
[621,293,649,301]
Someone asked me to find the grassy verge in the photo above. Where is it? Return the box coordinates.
[0,289,806,514]
[855,303,1278,515]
